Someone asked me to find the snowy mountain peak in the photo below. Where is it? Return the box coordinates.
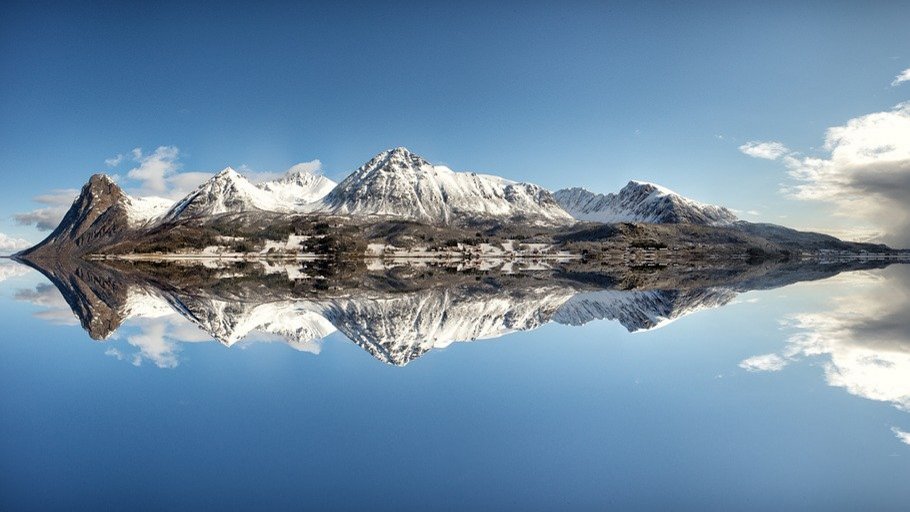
[162,167,287,222]
[258,165,337,206]
[554,181,737,225]
[213,167,243,179]
[321,148,574,226]
[625,180,673,196]
[358,147,431,176]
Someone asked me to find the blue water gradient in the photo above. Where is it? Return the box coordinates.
[0,261,908,510]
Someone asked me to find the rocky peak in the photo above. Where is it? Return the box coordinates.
[18,174,131,257]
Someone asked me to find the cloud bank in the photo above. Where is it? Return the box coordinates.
[740,267,910,414]
[783,102,910,246]
[741,101,910,246]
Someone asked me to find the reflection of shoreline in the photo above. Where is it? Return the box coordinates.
[740,267,910,445]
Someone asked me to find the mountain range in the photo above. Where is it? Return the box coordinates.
[553,181,737,225]
[16,146,901,261]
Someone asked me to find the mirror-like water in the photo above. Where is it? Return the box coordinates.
[1,257,908,510]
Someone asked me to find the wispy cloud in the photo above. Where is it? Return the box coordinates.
[105,153,124,167]
[893,427,910,446]
[739,141,790,160]
[14,283,79,325]
[892,68,910,87]
[14,188,80,231]
[739,353,789,372]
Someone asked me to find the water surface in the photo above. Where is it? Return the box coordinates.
[0,258,908,510]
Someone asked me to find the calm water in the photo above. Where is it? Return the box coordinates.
[0,259,908,510]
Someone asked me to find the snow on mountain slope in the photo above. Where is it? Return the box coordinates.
[161,167,292,222]
[320,147,574,226]
[159,166,336,222]
[257,164,336,207]
[125,195,174,227]
[554,181,737,225]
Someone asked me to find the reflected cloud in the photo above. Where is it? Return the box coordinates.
[14,283,79,326]
[893,427,910,446]
[0,259,32,283]
[741,266,910,446]
[739,353,788,372]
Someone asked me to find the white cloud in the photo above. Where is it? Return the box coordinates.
[743,267,910,412]
[739,141,790,160]
[893,427,910,446]
[0,233,32,254]
[285,160,323,176]
[782,102,910,246]
[124,322,180,368]
[128,146,181,195]
[14,188,80,231]
[892,68,910,87]
[0,260,31,282]
[739,353,789,372]
[105,153,124,167]
[158,171,212,200]
[14,283,79,325]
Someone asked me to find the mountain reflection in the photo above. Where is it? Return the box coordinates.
[11,255,903,369]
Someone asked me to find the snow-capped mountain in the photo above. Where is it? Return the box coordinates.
[158,148,572,226]
[554,181,737,225]
[321,147,574,226]
[257,164,336,207]
[162,167,292,222]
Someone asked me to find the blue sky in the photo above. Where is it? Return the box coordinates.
[1,1,909,248]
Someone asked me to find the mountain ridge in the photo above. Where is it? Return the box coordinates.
[554,181,738,225]
[17,147,906,260]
